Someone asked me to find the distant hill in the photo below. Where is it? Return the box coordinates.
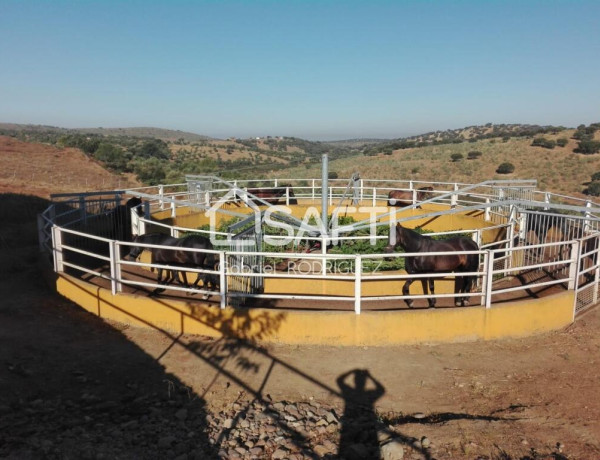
[323,138,390,148]
[278,122,600,200]
[361,123,571,155]
[0,123,213,142]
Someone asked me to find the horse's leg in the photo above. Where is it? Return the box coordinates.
[402,279,414,308]
[454,274,465,307]
[152,267,167,294]
[427,278,436,308]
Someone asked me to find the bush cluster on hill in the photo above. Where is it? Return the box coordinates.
[574,123,600,155]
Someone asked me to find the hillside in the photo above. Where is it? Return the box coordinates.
[0,123,212,143]
[280,127,600,199]
[0,136,139,198]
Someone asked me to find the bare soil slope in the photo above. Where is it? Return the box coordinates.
[0,135,139,198]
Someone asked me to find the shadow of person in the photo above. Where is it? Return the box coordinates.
[337,369,385,459]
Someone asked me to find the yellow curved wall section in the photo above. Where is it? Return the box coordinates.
[56,274,573,346]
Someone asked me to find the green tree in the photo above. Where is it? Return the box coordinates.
[135,139,171,160]
[531,137,556,149]
[586,181,600,196]
[496,162,515,174]
[94,143,128,172]
[576,140,600,155]
[133,158,166,185]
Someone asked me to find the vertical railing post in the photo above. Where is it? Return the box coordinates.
[171,200,176,218]
[219,252,227,309]
[37,214,46,252]
[507,220,515,271]
[354,255,362,314]
[321,237,327,276]
[593,237,600,306]
[159,184,165,210]
[79,195,87,224]
[359,179,364,203]
[372,188,376,207]
[584,201,592,234]
[568,240,581,291]
[109,240,121,295]
[311,179,316,202]
[451,183,458,207]
[51,225,64,273]
[484,198,490,221]
[484,251,494,308]
[285,187,290,206]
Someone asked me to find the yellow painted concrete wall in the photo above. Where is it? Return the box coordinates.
[56,274,574,346]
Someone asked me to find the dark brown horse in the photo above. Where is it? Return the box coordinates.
[128,232,217,297]
[247,185,298,205]
[387,186,433,208]
[385,223,479,308]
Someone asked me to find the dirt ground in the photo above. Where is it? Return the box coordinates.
[2,261,600,459]
[1,142,599,458]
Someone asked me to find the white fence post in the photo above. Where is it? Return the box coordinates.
[109,240,121,295]
[484,198,490,221]
[51,225,64,273]
[285,187,290,206]
[451,183,458,207]
[483,251,494,308]
[171,200,176,218]
[584,201,592,234]
[219,252,227,309]
[159,184,165,210]
[312,179,316,201]
[360,179,364,203]
[568,240,581,290]
[354,255,362,314]
[372,188,376,207]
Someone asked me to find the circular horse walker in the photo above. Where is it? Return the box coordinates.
[38,174,600,345]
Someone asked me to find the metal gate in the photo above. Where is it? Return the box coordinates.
[517,210,586,264]
[227,215,264,306]
[575,233,600,315]
[186,176,213,206]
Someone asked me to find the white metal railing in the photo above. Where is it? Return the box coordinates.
[49,224,583,315]
[40,177,600,317]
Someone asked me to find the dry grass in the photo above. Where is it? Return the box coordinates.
[280,129,600,198]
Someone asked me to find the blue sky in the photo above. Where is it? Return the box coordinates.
[1,1,599,140]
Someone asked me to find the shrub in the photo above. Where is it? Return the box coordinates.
[496,162,515,174]
[586,181,600,196]
[575,140,600,155]
[328,171,339,179]
[556,138,568,147]
[592,172,600,182]
[467,151,482,160]
[450,153,463,162]
[531,137,556,149]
